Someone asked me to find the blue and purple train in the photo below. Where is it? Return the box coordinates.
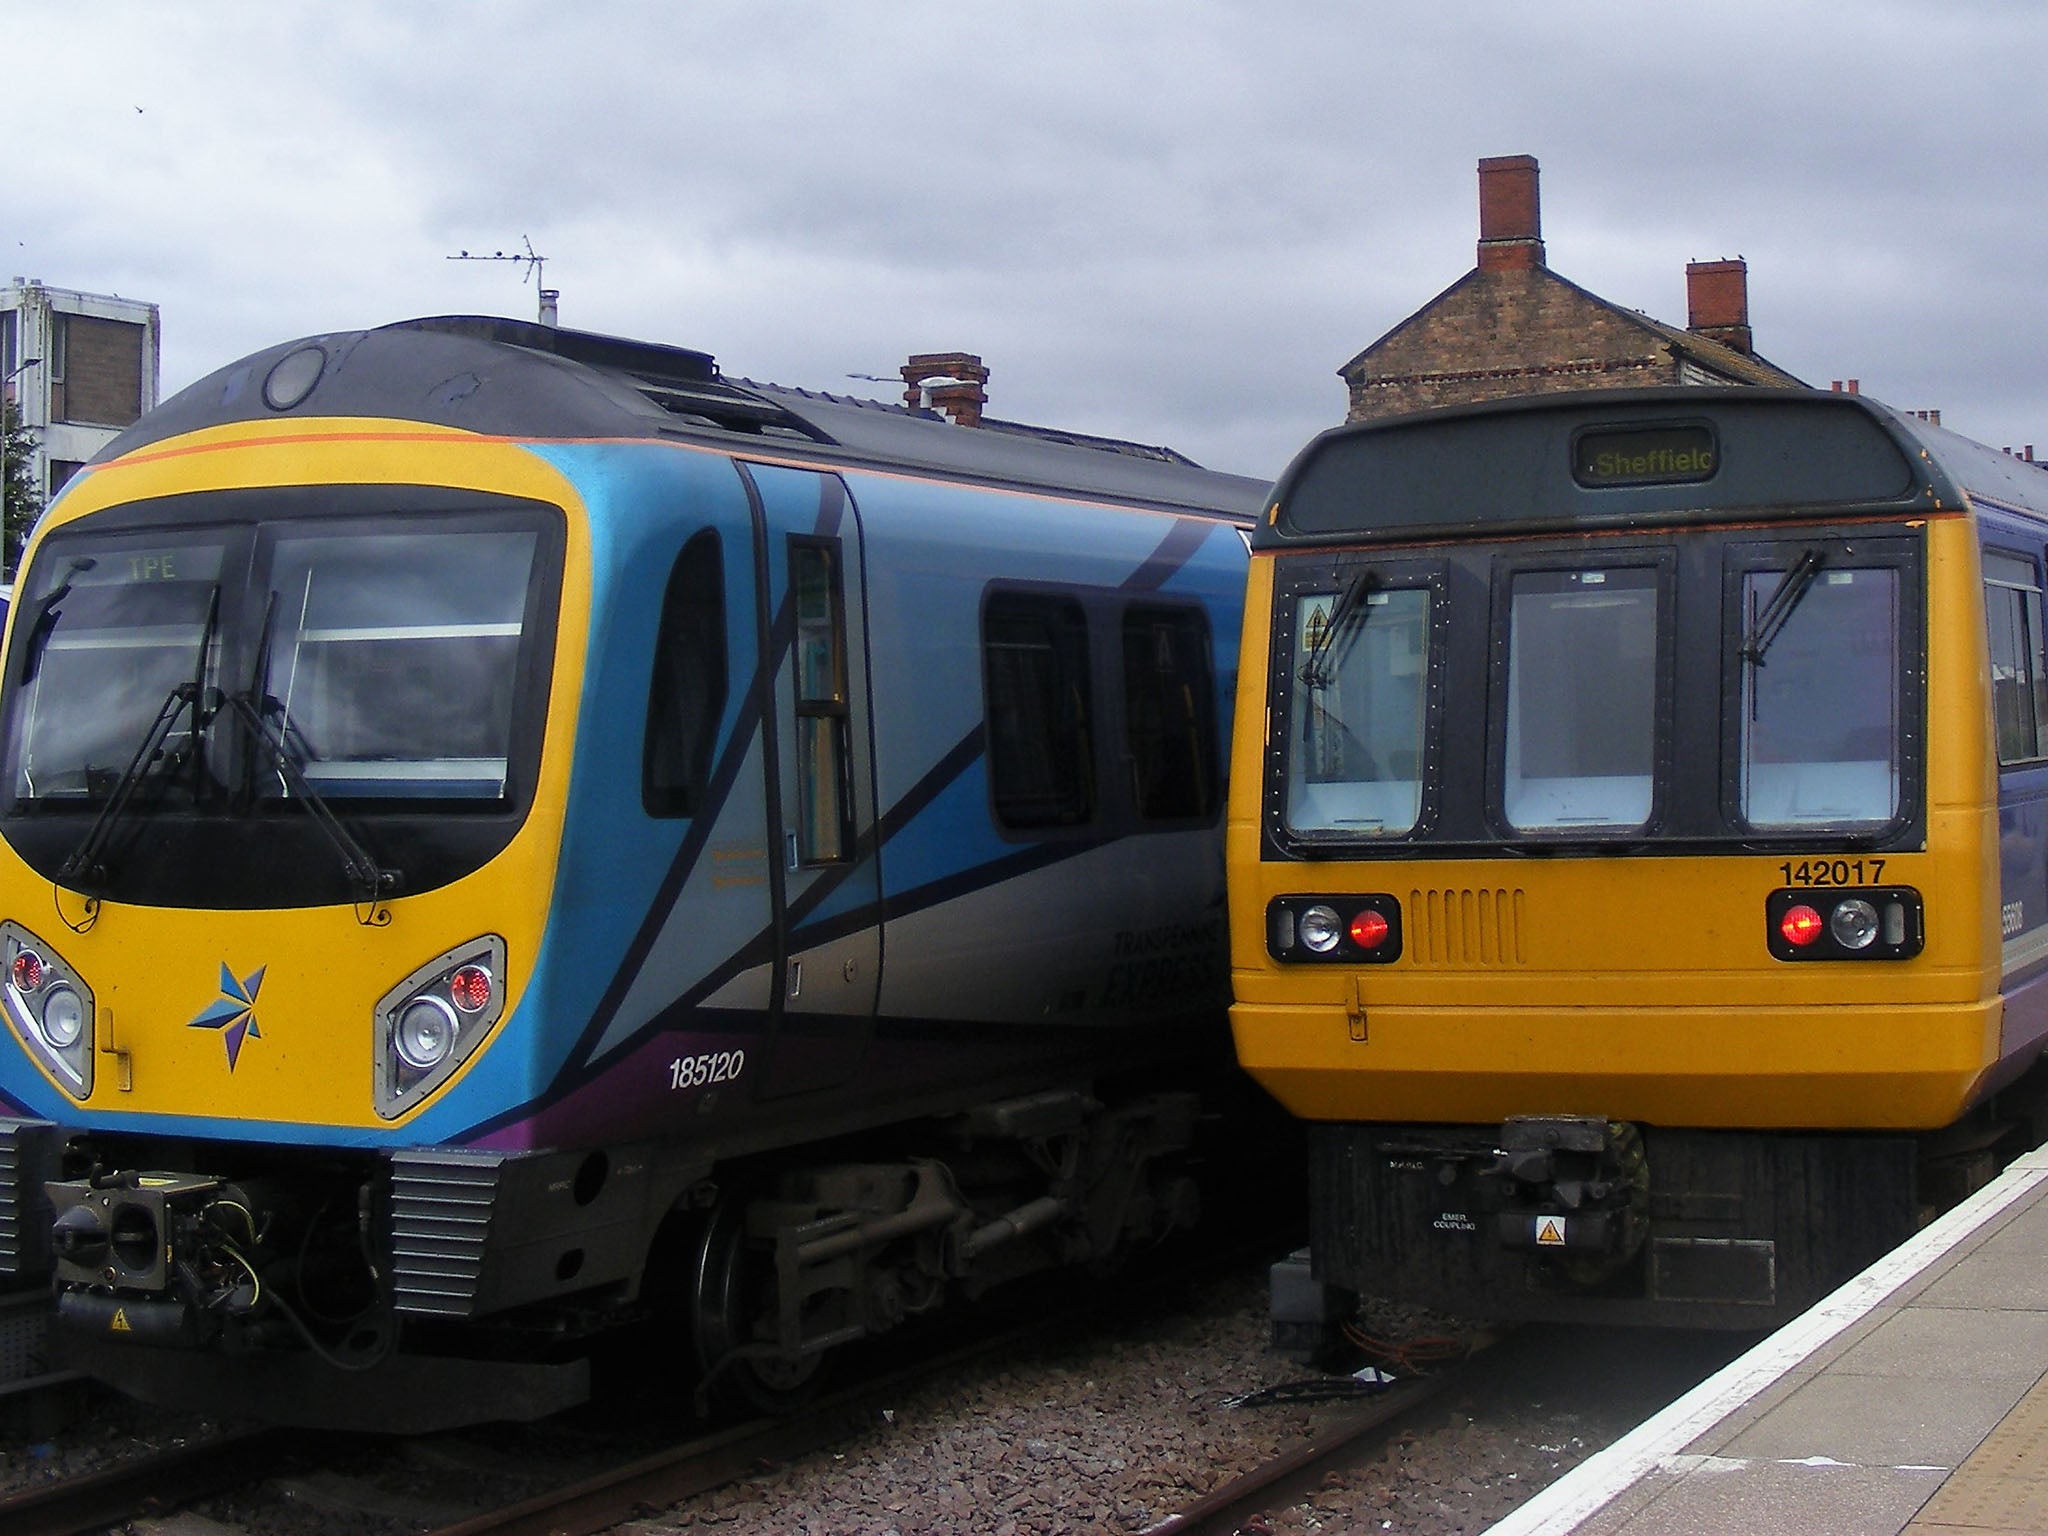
[0,316,1263,1427]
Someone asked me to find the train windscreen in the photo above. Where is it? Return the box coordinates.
[257,528,538,800]
[5,514,545,810]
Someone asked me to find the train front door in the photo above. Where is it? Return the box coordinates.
[742,463,882,1098]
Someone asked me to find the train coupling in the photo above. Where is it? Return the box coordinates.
[49,1171,230,1293]
[1485,1117,1649,1263]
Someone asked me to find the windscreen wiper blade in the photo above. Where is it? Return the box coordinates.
[220,691,397,908]
[1740,546,1827,668]
[55,684,201,890]
[55,584,221,892]
[1299,570,1378,689]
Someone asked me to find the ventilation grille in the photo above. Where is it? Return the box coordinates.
[0,1119,54,1279]
[389,1150,506,1318]
[0,1124,25,1276]
[1407,887,1527,967]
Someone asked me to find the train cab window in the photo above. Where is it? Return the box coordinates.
[257,524,541,800]
[1984,551,2048,766]
[5,537,232,806]
[1738,563,1900,827]
[643,530,727,817]
[790,539,850,862]
[1285,583,1431,838]
[1122,605,1218,822]
[983,592,1094,829]
[1502,567,1657,832]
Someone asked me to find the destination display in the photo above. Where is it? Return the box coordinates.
[1571,422,1718,487]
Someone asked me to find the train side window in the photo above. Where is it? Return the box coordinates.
[1984,550,2048,766]
[1122,604,1218,822]
[983,593,1095,829]
[1501,567,1658,832]
[790,539,851,862]
[642,530,728,817]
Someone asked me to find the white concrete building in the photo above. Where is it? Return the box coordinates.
[2,279,162,508]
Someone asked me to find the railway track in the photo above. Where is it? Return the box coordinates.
[0,1236,1310,1536]
[1139,1343,1497,1535]
[0,1424,297,1536]
[0,1308,1757,1536]
[0,1303,1237,1536]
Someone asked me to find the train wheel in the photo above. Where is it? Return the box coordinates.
[689,1199,821,1415]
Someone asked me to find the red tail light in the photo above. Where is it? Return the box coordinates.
[1779,904,1825,947]
[10,950,45,993]
[1349,909,1391,949]
[447,964,494,1014]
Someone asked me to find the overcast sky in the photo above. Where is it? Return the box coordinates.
[10,1,2044,479]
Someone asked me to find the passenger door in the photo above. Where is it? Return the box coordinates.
[741,463,881,1097]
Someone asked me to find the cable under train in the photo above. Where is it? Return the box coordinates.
[1230,386,2048,1336]
[0,315,1266,1428]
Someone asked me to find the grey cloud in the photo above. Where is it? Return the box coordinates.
[6,0,2043,477]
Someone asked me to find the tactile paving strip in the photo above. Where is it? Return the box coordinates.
[1907,1370,2048,1530]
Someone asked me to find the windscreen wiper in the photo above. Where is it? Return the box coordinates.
[56,684,202,890]
[17,557,97,686]
[56,585,221,891]
[1740,546,1827,669]
[223,590,397,907]
[218,691,397,908]
[1298,569,1378,689]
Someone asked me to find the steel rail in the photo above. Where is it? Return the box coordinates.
[1139,1333,1506,1536]
[0,1425,295,1536]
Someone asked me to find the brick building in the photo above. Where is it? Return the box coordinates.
[1341,156,1804,423]
[2,279,162,503]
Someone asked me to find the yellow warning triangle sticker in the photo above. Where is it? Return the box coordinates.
[110,1308,132,1333]
[1535,1217,1566,1246]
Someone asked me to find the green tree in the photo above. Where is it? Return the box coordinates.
[1,398,41,579]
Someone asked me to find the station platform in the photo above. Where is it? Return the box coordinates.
[1486,1144,2048,1536]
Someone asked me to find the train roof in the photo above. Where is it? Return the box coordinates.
[1259,385,2048,549]
[101,315,1269,522]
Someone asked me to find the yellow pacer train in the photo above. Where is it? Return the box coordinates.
[1230,386,2048,1330]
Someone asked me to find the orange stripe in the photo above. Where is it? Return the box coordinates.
[88,422,1256,525]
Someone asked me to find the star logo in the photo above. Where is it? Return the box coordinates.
[189,963,265,1069]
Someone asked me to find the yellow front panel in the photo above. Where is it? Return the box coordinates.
[7,420,590,1130]
[1227,518,2007,1134]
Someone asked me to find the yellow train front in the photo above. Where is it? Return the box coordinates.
[1231,387,2048,1329]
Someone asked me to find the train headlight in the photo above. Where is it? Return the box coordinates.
[1266,896,1403,964]
[0,921,93,1097]
[1767,888,1922,961]
[395,997,458,1071]
[374,935,508,1119]
[1829,899,1880,951]
[1299,905,1343,953]
[39,985,85,1049]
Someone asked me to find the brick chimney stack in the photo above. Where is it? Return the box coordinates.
[901,352,988,427]
[1686,259,1753,355]
[1476,155,1545,272]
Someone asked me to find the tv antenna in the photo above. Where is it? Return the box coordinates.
[447,236,557,323]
